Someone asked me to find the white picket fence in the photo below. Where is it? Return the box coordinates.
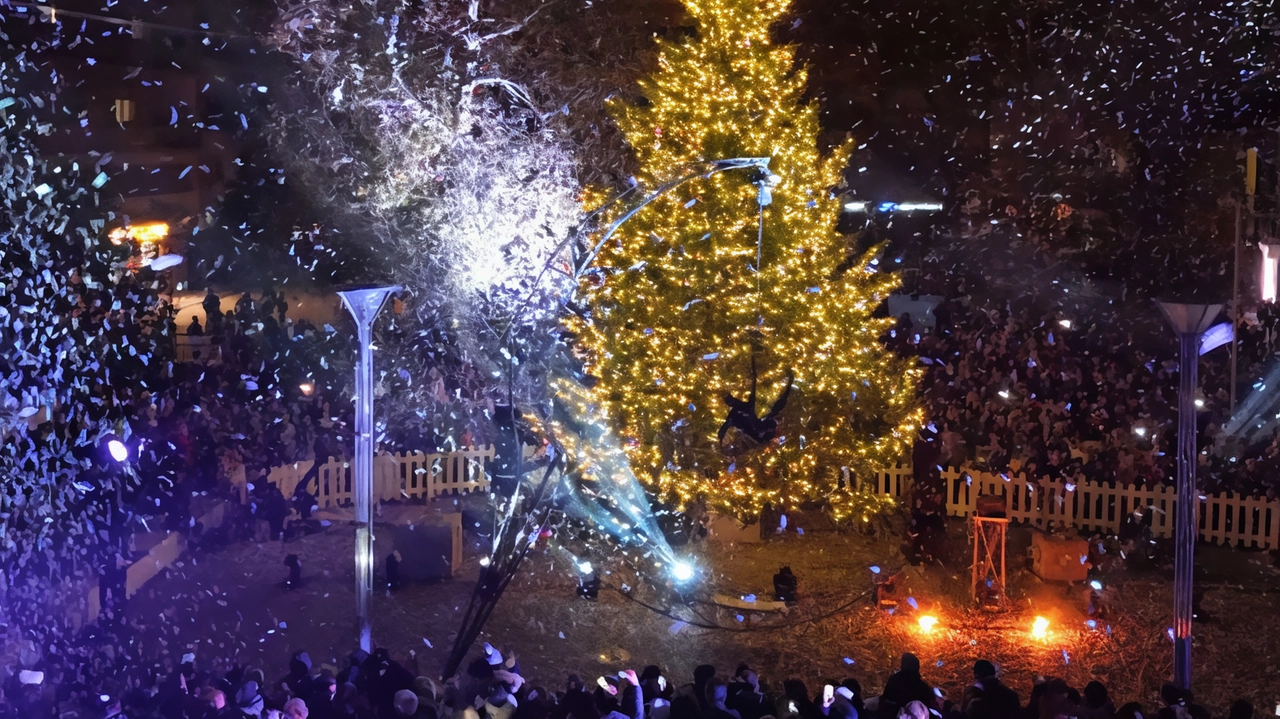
[862,465,1280,550]
[244,445,539,508]
[242,452,1280,550]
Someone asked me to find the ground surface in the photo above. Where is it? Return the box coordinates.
[126,506,1280,715]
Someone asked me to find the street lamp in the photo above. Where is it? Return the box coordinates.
[1157,301,1222,691]
[338,285,400,653]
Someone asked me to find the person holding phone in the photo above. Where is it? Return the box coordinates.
[823,687,859,719]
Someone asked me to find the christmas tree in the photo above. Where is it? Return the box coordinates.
[567,0,921,521]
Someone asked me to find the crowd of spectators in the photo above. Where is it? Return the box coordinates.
[0,276,362,663]
[3,270,517,633]
[888,296,1280,500]
[0,635,1252,719]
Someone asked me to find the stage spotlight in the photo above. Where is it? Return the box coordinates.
[672,560,695,583]
[917,615,938,633]
[107,439,129,463]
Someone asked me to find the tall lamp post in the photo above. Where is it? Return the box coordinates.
[1157,301,1221,691]
[338,285,400,653]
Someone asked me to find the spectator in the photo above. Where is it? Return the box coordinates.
[880,654,934,716]
[964,661,1020,719]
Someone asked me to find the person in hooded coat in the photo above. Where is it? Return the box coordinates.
[281,652,315,705]
[880,655,935,718]
[962,661,1020,719]
[234,681,265,719]
[728,667,771,719]
[1077,682,1114,719]
[369,649,416,718]
[838,680,865,716]
[336,651,369,696]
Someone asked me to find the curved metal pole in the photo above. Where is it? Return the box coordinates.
[571,157,772,281]
[498,157,771,342]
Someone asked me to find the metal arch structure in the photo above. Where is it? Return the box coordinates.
[499,156,772,342]
[569,157,774,281]
[442,158,772,680]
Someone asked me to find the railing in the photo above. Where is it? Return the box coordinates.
[862,464,1280,550]
[245,453,1280,549]
[175,334,222,363]
[245,445,540,508]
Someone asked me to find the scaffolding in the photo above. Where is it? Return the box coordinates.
[972,515,1009,609]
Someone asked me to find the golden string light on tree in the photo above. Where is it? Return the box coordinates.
[564,0,920,520]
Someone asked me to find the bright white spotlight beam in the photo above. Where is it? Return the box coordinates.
[672,561,696,583]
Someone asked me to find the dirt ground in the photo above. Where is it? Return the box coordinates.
[126,508,1280,715]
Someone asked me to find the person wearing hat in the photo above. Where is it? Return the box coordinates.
[899,701,930,719]
[282,696,309,719]
[485,686,519,719]
[236,680,265,718]
[337,650,369,692]
[962,660,1020,719]
[370,649,416,718]
[396,688,423,717]
[281,651,316,705]
[729,667,771,719]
